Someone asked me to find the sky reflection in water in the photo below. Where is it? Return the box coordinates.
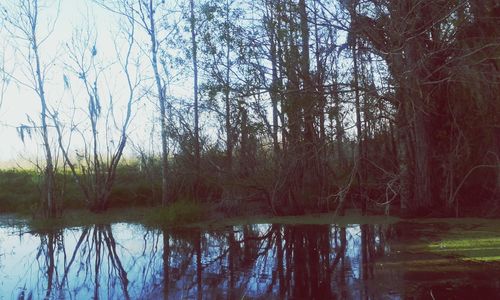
[0,222,498,299]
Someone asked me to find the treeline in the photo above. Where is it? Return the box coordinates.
[0,0,498,218]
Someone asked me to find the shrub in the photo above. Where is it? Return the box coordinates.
[146,199,205,227]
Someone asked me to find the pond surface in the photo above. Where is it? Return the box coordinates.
[0,221,499,299]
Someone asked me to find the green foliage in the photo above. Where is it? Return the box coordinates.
[24,207,153,232]
[0,169,40,213]
[425,219,500,262]
[55,172,85,209]
[200,210,399,229]
[0,166,158,213]
[145,200,206,227]
[108,163,161,207]
[0,169,88,213]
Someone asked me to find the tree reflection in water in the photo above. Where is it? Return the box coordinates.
[16,225,131,299]
[6,221,497,299]
[159,224,388,299]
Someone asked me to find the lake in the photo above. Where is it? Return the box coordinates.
[1,220,500,299]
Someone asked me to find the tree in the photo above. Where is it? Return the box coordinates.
[0,43,9,112]
[1,0,60,217]
[349,0,500,215]
[190,0,201,176]
[95,0,180,207]
[260,0,328,213]
[52,16,139,212]
[198,0,240,174]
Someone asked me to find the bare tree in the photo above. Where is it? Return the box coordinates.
[95,0,180,207]
[190,0,201,175]
[1,0,60,217]
[0,45,10,112]
[52,16,140,212]
[0,13,6,111]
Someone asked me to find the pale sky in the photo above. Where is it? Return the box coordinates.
[0,0,359,165]
[0,0,191,163]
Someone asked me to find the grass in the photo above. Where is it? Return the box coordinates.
[6,201,208,232]
[0,166,397,233]
[424,219,500,262]
[0,168,87,213]
[197,209,399,228]
[383,218,500,264]
[0,166,160,214]
[18,207,154,232]
[0,169,40,213]
[0,166,399,231]
[1,165,498,262]
[3,205,400,233]
[144,200,206,228]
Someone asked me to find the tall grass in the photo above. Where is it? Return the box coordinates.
[0,156,223,215]
[145,199,206,227]
[0,165,159,213]
[0,169,40,213]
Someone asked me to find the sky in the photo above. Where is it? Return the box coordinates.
[0,0,109,161]
[0,0,191,164]
[0,0,359,165]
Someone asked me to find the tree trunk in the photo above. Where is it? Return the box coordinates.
[269,19,281,158]
[333,88,345,170]
[190,0,200,200]
[396,107,411,211]
[190,0,200,176]
[147,0,169,206]
[224,11,233,174]
[351,31,366,213]
[195,230,203,300]
[299,0,314,149]
[163,230,170,297]
[32,27,56,218]
[239,101,253,178]
[412,98,432,210]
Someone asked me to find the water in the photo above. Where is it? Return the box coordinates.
[0,222,499,299]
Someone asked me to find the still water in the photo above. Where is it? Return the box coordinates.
[0,222,499,299]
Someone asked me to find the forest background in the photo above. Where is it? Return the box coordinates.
[0,0,498,220]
